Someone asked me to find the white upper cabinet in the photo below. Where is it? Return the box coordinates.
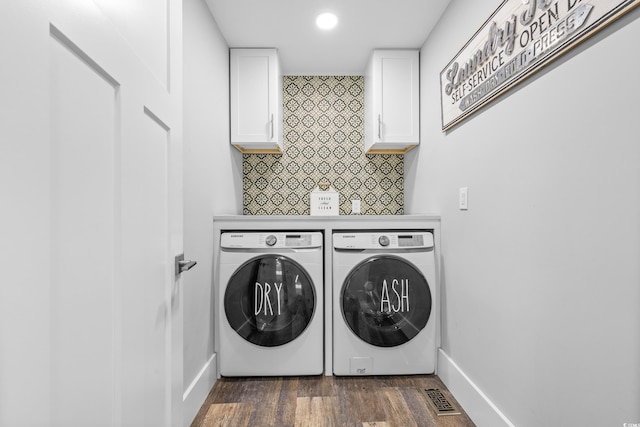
[365,50,420,154]
[230,48,283,153]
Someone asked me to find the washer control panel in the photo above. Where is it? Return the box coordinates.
[333,232,433,250]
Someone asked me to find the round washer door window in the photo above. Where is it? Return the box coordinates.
[341,255,431,347]
[224,255,316,347]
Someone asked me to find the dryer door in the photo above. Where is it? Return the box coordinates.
[224,255,316,347]
[341,255,431,347]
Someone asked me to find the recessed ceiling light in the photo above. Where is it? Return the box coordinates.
[316,12,338,30]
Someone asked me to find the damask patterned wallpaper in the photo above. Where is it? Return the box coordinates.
[242,76,404,215]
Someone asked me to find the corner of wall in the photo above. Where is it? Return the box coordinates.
[437,349,515,427]
[183,353,217,427]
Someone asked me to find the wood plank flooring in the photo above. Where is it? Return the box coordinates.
[190,375,476,427]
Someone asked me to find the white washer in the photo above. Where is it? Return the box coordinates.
[332,231,437,375]
[218,231,323,376]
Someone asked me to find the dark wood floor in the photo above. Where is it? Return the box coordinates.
[191,374,476,427]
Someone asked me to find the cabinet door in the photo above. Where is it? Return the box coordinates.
[366,50,419,154]
[230,49,282,153]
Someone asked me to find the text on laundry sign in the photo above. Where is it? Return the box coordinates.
[440,0,640,130]
[458,4,591,111]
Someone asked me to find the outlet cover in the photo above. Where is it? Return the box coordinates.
[351,199,361,214]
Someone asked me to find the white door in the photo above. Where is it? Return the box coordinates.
[1,1,184,426]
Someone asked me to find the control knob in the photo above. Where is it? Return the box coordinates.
[265,235,277,246]
[378,235,390,247]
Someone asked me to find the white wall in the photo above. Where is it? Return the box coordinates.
[183,0,242,424]
[406,1,640,426]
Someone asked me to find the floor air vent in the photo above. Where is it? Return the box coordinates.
[421,388,461,416]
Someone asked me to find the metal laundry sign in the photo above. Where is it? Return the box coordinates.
[440,0,640,131]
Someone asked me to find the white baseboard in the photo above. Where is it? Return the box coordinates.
[183,353,217,427]
[437,349,515,427]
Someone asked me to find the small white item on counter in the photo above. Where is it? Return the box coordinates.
[310,185,339,216]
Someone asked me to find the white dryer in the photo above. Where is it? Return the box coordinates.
[218,231,323,376]
[332,231,436,375]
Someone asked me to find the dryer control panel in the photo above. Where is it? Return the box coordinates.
[221,232,323,249]
[333,232,433,250]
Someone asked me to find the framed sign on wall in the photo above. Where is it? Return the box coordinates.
[440,0,640,131]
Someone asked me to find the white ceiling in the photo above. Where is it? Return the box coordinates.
[204,0,453,76]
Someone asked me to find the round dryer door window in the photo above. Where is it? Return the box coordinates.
[341,255,432,347]
[224,255,316,347]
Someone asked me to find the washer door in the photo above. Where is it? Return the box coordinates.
[341,255,431,347]
[224,255,316,347]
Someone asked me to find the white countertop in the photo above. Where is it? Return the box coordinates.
[213,214,440,229]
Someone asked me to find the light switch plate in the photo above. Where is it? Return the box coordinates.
[459,187,468,210]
